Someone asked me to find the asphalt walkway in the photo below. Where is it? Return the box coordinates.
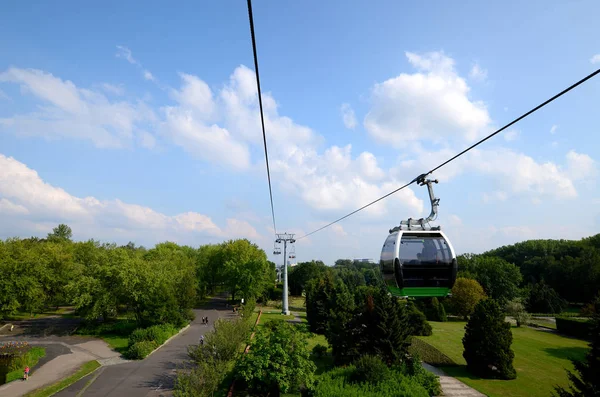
[55,295,234,397]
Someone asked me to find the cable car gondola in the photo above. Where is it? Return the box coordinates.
[380,176,457,298]
[273,241,281,255]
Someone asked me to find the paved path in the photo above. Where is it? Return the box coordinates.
[0,339,118,397]
[56,296,235,397]
[422,363,486,397]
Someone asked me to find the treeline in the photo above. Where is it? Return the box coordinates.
[455,233,600,315]
[483,234,600,305]
[0,224,275,326]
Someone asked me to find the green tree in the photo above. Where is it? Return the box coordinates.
[449,278,486,319]
[554,301,600,397]
[459,255,522,304]
[463,299,516,380]
[221,239,271,302]
[305,272,336,334]
[288,260,327,296]
[527,280,567,314]
[236,320,316,395]
[47,224,72,241]
[505,298,531,327]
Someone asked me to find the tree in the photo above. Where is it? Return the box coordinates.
[463,299,516,380]
[527,280,567,314]
[236,320,316,395]
[47,224,72,241]
[554,301,600,396]
[505,298,531,327]
[221,239,271,302]
[459,255,522,304]
[288,260,327,296]
[305,272,336,334]
[449,278,486,319]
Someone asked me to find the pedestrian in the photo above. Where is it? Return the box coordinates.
[205,316,209,324]
[23,366,30,380]
[199,335,204,345]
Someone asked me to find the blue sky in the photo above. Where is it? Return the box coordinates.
[1,0,599,266]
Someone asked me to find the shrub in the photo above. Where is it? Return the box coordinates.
[505,298,531,327]
[556,317,593,340]
[407,302,432,336]
[399,354,442,397]
[463,298,516,379]
[350,355,390,384]
[312,344,327,358]
[408,337,457,366]
[125,340,158,359]
[311,365,429,397]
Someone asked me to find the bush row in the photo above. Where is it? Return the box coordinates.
[125,324,179,359]
[408,337,458,367]
[310,355,441,397]
[555,317,593,339]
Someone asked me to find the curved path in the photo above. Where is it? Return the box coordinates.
[0,337,117,397]
[422,363,486,397]
[56,296,235,397]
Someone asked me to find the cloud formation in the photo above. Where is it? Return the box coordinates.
[0,154,260,242]
[364,51,491,148]
[341,103,357,129]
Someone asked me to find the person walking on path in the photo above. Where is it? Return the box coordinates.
[23,366,30,380]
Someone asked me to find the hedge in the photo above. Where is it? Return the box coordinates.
[124,324,179,359]
[555,317,593,339]
[408,337,458,366]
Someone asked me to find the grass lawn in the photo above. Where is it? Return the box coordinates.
[24,360,101,397]
[529,318,557,330]
[418,321,590,397]
[100,335,129,353]
[6,347,46,383]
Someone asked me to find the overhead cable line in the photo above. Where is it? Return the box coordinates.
[247,0,277,234]
[297,67,600,240]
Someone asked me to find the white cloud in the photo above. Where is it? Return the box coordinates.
[143,70,155,81]
[504,129,519,141]
[550,124,558,134]
[364,51,491,148]
[116,46,137,65]
[566,150,597,181]
[0,67,157,148]
[469,63,488,82]
[116,46,157,83]
[331,224,347,237]
[0,198,29,215]
[482,191,508,203]
[340,103,357,130]
[0,154,258,242]
[591,54,600,64]
[0,88,10,100]
[394,147,596,201]
[101,83,125,96]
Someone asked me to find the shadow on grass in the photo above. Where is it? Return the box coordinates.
[441,365,482,380]
[543,346,589,361]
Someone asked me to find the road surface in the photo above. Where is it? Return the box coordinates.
[56,295,235,397]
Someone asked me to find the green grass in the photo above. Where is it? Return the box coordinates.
[529,318,557,330]
[5,347,46,383]
[417,321,590,397]
[288,296,306,312]
[24,360,101,397]
[101,335,129,353]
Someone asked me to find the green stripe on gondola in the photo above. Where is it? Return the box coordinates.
[387,286,451,298]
